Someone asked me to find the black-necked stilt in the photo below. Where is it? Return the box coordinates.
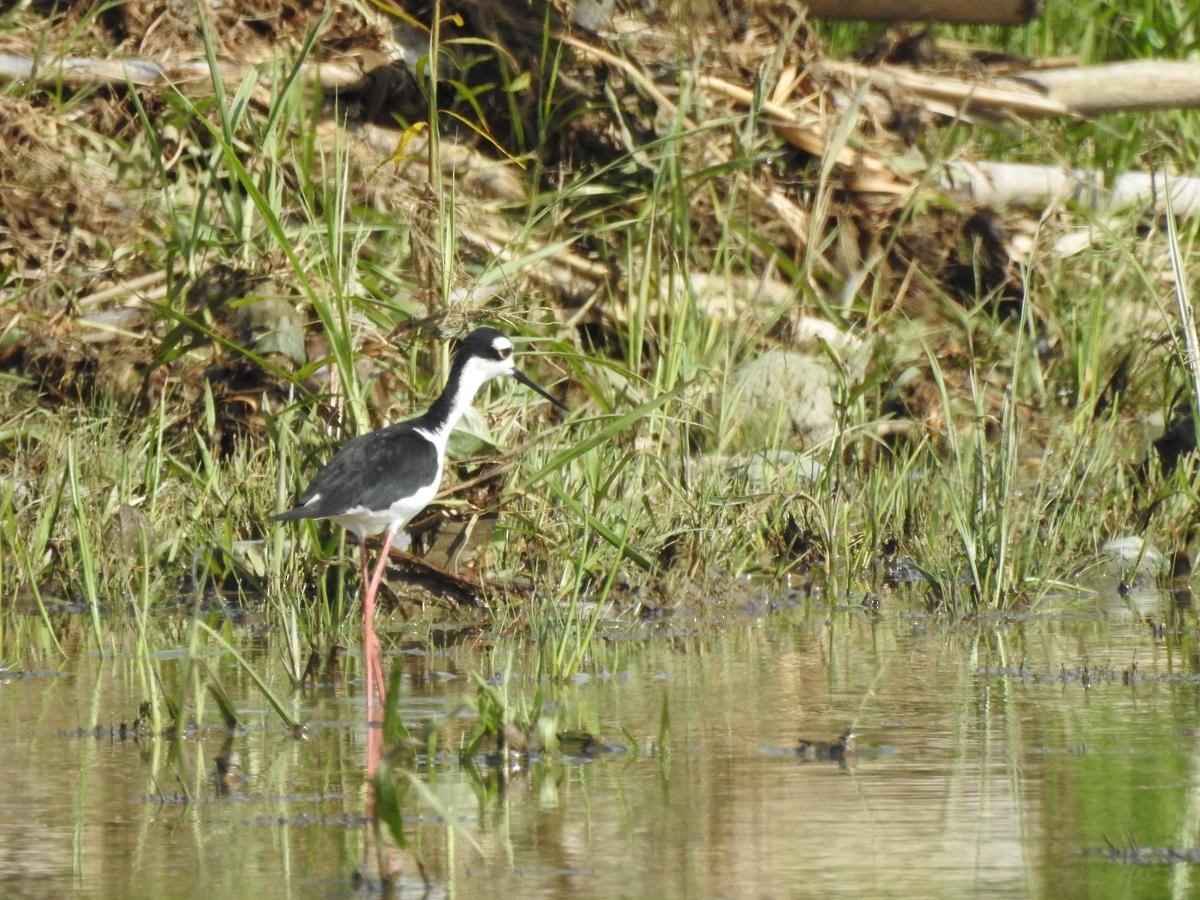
[275,327,564,704]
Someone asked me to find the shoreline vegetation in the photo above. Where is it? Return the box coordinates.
[0,3,1197,690]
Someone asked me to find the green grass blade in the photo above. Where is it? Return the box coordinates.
[195,619,302,731]
[66,439,102,646]
[520,383,685,489]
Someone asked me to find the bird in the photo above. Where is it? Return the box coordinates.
[795,729,856,763]
[274,327,565,706]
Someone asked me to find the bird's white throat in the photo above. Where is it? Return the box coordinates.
[419,354,509,451]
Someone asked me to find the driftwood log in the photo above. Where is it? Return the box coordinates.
[1015,61,1200,114]
[800,0,1039,25]
[941,161,1200,218]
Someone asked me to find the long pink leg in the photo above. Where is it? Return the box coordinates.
[362,524,395,713]
[360,534,392,884]
[359,541,376,728]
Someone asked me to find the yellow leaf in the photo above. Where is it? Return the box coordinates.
[367,0,430,34]
[391,121,428,164]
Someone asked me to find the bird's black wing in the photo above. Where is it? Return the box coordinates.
[274,423,440,521]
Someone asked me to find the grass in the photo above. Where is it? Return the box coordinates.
[0,0,1198,739]
[815,6,1200,176]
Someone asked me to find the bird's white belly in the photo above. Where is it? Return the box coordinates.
[331,482,439,540]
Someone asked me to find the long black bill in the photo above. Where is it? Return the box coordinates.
[514,369,568,411]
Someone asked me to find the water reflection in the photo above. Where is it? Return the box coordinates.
[0,584,1198,897]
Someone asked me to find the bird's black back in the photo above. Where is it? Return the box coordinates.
[273,421,440,521]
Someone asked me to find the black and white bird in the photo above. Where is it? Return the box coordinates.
[275,327,564,703]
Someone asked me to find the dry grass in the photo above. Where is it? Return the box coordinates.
[0,0,1196,623]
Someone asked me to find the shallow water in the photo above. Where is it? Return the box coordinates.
[3,582,1199,898]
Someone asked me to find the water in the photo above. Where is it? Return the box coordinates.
[2,583,1198,898]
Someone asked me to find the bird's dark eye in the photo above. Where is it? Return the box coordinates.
[498,346,512,360]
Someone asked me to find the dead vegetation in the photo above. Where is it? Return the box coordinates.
[0,0,1194,452]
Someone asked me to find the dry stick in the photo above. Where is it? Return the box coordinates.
[75,270,171,308]
[562,284,607,331]
[557,34,676,118]
[696,74,911,196]
[1014,61,1200,115]
[699,76,863,169]
[801,0,1037,24]
[816,59,1069,118]
[464,220,610,281]
[410,437,551,529]
[0,53,368,91]
[562,34,814,247]
[941,160,1200,219]
[19,54,1198,120]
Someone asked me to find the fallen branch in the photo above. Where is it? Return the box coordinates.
[698,74,912,195]
[940,160,1200,218]
[817,59,1069,118]
[801,0,1039,24]
[1013,61,1200,114]
[822,59,1200,122]
[565,34,816,247]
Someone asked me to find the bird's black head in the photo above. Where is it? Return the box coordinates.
[453,326,566,411]
[455,327,513,364]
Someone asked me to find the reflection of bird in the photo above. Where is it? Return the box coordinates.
[275,328,565,705]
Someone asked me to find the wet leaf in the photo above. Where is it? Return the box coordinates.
[372,762,409,849]
[382,666,411,744]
